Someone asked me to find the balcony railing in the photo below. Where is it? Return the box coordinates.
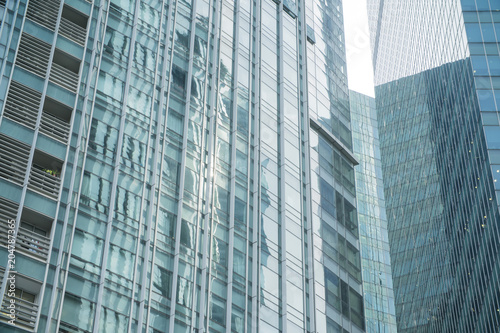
[59,16,86,46]
[49,62,79,92]
[0,295,38,330]
[0,135,30,186]
[16,33,51,78]
[40,111,70,143]
[26,0,59,31]
[28,165,61,199]
[3,81,42,129]
[0,222,50,261]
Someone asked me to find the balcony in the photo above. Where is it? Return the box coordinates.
[15,33,51,78]
[40,112,70,143]
[28,166,61,199]
[0,134,30,186]
[49,62,78,92]
[0,224,50,263]
[0,295,37,330]
[0,200,52,262]
[18,209,53,262]
[19,227,50,262]
[49,50,80,92]
[0,295,38,330]
[28,151,63,199]
[59,5,88,46]
[0,278,41,331]
[59,17,86,46]
[40,97,72,143]
[3,81,42,129]
[26,0,59,31]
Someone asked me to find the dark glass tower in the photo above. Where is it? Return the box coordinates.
[0,0,365,332]
[369,0,500,332]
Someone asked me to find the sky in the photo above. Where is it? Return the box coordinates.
[343,0,375,97]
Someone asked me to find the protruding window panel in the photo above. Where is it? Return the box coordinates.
[0,198,19,252]
[3,81,42,129]
[26,0,59,31]
[0,134,30,185]
[15,33,51,77]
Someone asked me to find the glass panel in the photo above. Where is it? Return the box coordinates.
[324,268,341,311]
[152,266,172,298]
[71,229,103,265]
[177,277,192,307]
[61,294,95,332]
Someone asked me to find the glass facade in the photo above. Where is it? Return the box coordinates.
[350,90,397,333]
[369,0,500,332]
[0,0,365,332]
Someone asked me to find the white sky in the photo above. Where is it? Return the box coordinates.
[343,0,375,97]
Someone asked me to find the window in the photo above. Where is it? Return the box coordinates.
[325,268,341,311]
[340,280,350,318]
[346,242,361,281]
[152,267,172,298]
[327,319,342,333]
[210,296,226,325]
[320,177,336,217]
[321,222,338,261]
[336,191,344,224]
[61,293,95,332]
[15,289,36,303]
[180,220,194,249]
[177,277,192,307]
[171,66,187,97]
[349,289,365,329]
[344,199,358,236]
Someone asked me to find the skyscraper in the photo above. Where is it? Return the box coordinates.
[350,90,397,333]
[369,0,500,332]
[0,0,365,332]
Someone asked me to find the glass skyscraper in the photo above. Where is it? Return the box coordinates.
[350,90,396,333]
[0,0,365,332]
[369,0,500,332]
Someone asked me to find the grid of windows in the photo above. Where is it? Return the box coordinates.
[369,0,500,332]
[0,0,364,332]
